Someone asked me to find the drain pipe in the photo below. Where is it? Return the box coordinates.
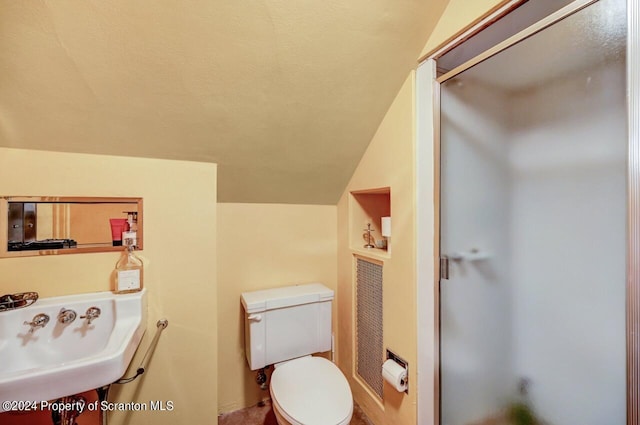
[97,385,110,425]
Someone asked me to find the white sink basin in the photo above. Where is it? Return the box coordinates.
[0,289,146,410]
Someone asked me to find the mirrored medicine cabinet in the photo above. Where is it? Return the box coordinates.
[0,196,143,258]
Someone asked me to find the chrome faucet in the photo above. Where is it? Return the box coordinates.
[23,313,50,333]
[80,306,101,324]
[57,308,77,324]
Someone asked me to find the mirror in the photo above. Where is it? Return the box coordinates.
[0,197,143,258]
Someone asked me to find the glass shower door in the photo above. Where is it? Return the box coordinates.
[439,1,627,424]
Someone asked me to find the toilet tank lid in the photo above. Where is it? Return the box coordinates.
[241,283,334,313]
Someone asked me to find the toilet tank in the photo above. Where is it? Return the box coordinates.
[241,283,333,371]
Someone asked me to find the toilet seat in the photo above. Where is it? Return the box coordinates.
[270,356,353,425]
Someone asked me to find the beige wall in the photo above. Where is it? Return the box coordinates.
[217,202,337,414]
[337,73,417,425]
[0,147,217,425]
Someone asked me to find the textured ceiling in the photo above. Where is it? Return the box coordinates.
[1,0,448,204]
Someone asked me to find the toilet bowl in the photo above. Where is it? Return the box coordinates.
[270,356,353,425]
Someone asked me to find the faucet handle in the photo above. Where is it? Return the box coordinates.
[58,308,77,324]
[23,313,50,333]
[80,306,101,324]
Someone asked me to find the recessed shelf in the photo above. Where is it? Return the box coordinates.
[350,187,391,255]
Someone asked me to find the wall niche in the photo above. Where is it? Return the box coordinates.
[350,187,391,257]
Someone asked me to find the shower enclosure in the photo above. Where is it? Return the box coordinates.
[426,0,631,423]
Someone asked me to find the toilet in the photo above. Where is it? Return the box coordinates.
[241,283,353,425]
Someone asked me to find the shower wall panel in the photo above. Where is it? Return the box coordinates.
[509,59,627,425]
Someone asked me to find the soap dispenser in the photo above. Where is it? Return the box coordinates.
[122,211,138,248]
[113,237,143,294]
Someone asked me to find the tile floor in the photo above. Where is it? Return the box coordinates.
[218,399,374,425]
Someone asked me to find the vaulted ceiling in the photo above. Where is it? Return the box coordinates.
[1,0,448,204]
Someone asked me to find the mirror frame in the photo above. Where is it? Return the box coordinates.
[0,196,143,258]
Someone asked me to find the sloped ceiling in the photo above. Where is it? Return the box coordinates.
[1,0,448,204]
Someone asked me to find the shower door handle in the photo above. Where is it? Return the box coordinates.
[440,256,450,280]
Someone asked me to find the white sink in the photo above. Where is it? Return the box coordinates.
[0,289,146,410]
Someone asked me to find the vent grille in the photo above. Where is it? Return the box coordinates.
[356,257,384,398]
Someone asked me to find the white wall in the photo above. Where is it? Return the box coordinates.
[509,59,627,425]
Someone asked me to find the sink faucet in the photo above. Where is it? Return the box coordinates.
[57,308,77,324]
[23,313,50,333]
[80,306,101,324]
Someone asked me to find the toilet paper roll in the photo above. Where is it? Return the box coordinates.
[382,359,407,392]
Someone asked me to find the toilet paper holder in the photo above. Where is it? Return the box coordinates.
[386,349,409,394]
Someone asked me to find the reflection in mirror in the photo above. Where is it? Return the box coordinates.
[1,197,142,257]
